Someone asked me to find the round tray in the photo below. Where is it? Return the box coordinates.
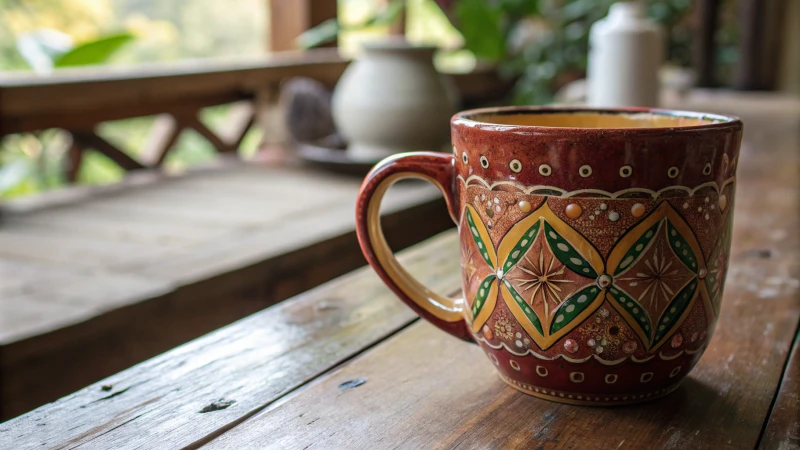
[296,142,379,176]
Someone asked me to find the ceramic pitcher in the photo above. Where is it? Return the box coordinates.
[332,38,457,162]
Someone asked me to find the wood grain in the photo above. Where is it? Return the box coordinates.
[201,123,800,449]
[4,95,798,449]
[0,232,461,449]
[760,331,800,449]
[0,164,453,420]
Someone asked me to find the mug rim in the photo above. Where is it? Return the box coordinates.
[452,106,742,133]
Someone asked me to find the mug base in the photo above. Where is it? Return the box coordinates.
[498,373,682,406]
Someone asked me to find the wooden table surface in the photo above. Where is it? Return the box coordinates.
[0,160,452,420]
[3,100,799,449]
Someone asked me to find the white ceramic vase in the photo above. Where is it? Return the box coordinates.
[587,2,665,107]
[332,38,458,162]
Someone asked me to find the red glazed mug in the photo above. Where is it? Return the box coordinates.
[356,107,742,405]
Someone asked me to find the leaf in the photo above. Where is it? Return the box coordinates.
[471,275,497,319]
[543,221,598,279]
[465,207,496,269]
[652,278,698,346]
[666,220,699,272]
[561,0,604,22]
[550,284,602,334]
[296,19,340,49]
[498,0,540,16]
[454,0,506,60]
[608,286,653,341]
[613,220,662,276]
[498,217,540,272]
[54,33,134,68]
[502,279,543,335]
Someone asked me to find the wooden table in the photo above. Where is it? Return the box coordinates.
[3,102,799,449]
[0,159,452,420]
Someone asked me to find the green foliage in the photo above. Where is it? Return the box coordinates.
[54,33,134,67]
[296,19,341,49]
[441,0,699,105]
[436,0,741,105]
[453,0,505,60]
[0,31,134,197]
[297,0,406,49]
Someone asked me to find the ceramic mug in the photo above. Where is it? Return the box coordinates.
[356,107,742,405]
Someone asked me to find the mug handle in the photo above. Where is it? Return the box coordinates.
[356,151,473,342]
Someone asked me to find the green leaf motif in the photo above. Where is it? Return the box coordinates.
[550,284,601,334]
[652,279,698,345]
[614,220,662,276]
[543,222,598,279]
[500,220,540,271]
[608,286,653,339]
[503,279,543,335]
[666,221,699,272]
[471,275,496,318]
[466,208,494,269]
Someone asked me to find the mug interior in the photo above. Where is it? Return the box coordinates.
[460,109,736,129]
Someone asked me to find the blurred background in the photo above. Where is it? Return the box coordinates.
[0,0,797,199]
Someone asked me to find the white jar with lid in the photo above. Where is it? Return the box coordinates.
[587,2,665,107]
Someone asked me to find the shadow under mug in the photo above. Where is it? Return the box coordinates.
[356,106,742,405]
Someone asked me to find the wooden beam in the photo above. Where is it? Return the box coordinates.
[182,115,236,154]
[309,0,338,37]
[139,114,182,167]
[734,0,787,90]
[217,101,257,150]
[64,142,83,183]
[777,0,800,94]
[0,50,348,135]
[693,0,720,88]
[71,131,146,172]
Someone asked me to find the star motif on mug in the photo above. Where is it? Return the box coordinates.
[463,200,712,351]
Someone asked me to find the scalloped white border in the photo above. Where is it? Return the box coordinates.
[476,336,706,366]
[458,174,736,199]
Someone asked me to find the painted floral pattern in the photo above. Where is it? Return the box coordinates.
[461,194,720,354]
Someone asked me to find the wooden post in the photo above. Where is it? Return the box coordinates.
[694,0,720,88]
[65,142,83,183]
[267,0,338,52]
[734,0,787,90]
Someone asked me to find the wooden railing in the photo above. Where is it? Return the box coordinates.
[0,49,349,182]
[0,47,510,186]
